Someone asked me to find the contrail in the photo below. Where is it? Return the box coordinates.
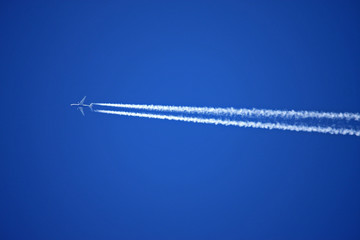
[95,109,360,136]
[94,103,360,121]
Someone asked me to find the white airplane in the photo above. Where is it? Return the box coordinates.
[71,96,93,116]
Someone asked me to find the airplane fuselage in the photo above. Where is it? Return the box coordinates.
[71,104,91,107]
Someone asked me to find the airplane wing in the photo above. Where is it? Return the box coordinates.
[79,96,86,104]
[79,107,85,116]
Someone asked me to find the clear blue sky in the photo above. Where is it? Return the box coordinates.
[1,1,360,239]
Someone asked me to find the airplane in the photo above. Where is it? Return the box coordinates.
[71,96,93,116]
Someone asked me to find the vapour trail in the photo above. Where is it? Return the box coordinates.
[94,103,360,121]
[95,109,360,136]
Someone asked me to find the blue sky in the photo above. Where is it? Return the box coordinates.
[1,1,360,239]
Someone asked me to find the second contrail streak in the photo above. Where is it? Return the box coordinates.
[95,109,360,136]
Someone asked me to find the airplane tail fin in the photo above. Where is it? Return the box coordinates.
[89,103,94,111]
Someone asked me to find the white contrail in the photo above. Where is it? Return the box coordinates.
[95,109,360,136]
[94,103,360,121]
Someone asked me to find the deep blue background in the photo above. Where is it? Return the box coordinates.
[1,1,360,239]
